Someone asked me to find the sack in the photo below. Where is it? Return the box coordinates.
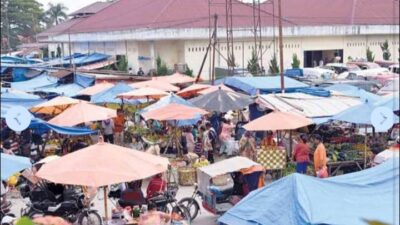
[317,166,329,178]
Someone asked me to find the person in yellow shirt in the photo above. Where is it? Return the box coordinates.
[313,135,328,178]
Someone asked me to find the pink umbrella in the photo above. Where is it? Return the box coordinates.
[153,72,196,85]
[198,84,234,95]
[142,103,208,121]
[130,80,180,92]
[243,111,313,131]
[78,81,114,96]
[48,102,116,126]
[117,87,168,100]
[177,83,211,98]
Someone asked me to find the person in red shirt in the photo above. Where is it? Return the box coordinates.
[292,134,310,174]
[146,173,166,199]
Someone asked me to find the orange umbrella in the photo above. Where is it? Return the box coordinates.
[142,103,208,121]
[243,111,313,131]
[130,80,180,92]
[177,83,211,97]
[78,81,114,96]
[30,96,83,115]
[36,140,169,187]
[153,72,196,85]
[199,84,234,95]
[117,87,168,100]
[48,102,116,126]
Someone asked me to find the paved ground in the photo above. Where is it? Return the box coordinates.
[8,180,217,225]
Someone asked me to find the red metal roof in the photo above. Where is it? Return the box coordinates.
[47,0,398,34]
[69,1,113,16]
[37,18,86,38]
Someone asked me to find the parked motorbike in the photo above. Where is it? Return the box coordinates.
[1,189,16,225]
[20,184,102,225]
[178,184,201,221]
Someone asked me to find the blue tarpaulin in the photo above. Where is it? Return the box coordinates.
[75,73,95,88]
[141,93,200,126]
[91,82,141,105]
[29,118,97,136]
[1,90,44,113]
[219,158,399,225]
[11,74,58,91]
[39,83,85,97]
[325,84,382,102]
[222,76,309,95]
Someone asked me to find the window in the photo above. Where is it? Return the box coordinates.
[188,48,191,52]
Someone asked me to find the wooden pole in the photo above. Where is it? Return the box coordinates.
[364,126,367,169]
[103,186,109,221]
[211,14,218,85]
[277,0,285,93]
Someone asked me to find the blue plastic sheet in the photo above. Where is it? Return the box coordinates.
[91,82,141,105]
[75,73,95,88]
[29,118,97,136]
[39,83,85,97]
[222,76,309,95]
[1,90,44,113]
[11,74,58,91]
[219,158,399,225]
[325,84,382,102]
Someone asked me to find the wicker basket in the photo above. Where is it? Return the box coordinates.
[178,167,196,186]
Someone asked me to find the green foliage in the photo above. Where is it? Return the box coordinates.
[347,56,353,61]
[269,54,280,74]
[156,56,168,76]
[291,53,301,68]
[115,56,128,71]
[184,65,194,77]
[1,0,44,51]
[44,3,68,26]
[16,217,35,225]
[247,50,261,75]
[380,40,391,60]
[366,47,375,62]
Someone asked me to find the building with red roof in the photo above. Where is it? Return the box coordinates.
[39,0,399,79]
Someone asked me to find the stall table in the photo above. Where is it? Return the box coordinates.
[327,159,365,176]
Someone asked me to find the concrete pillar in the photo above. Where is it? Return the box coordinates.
[150,41,155,69]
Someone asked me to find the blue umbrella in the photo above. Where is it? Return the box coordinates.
[1,153,32,180]
[91,82,142,105]
[332,100,376,125]
[325,84,382,102]
[374,93,400,112]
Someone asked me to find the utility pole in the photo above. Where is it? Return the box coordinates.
[277,0,285,92]
[225,0,235,75]
[211,14,218,85]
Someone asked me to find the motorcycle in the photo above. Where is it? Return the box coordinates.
[178,184,201,221]
[1,187,16,225]
[20,184,102,225]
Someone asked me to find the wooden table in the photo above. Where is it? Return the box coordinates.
[327,159,365,176]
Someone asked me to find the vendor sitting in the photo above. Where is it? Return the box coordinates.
[261,131,276,148]
[193,155,209,169]
[146,173,166,199]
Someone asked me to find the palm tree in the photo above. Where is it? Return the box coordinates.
[45,3,68,26]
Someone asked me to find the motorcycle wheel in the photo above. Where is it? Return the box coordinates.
[78,211,102,225]
[178,198,200,221]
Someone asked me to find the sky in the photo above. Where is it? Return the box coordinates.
[37,0,266,14]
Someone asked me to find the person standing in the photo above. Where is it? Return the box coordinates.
[239,131,256,161]
[292,134,310,174]
[183,127,195,153]
[219,119,234,156]
[114,109,125,146]
[137,67,145,76]
[204,123,216,163]
[313,135,328,178]
[102,119,115,144]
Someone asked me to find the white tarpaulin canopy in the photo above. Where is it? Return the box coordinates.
[258,93,361,119]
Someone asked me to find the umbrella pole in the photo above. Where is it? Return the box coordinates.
[364,126,367,169]
[289,130,292,158]
[103,186,109,221]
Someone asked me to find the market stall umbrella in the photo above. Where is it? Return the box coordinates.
[78,81,114,96]
[130,80,180,92]
[48,102,116,127]
[1,153,32,180]
[153,72,196,85]
[190,87,253,113]
[141,103,208,121]
[30,96,83,115]
[117,87,168,100]
[177,84,211,98]
[243,111,313,131]
[35,155,61,165]
[374,92,400,112]
[36,139,169,220]
[198,84,234,95]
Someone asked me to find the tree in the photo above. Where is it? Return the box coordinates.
[366,47,375,62]
[44,3,68,26]
[380,40,391,60]
[268,54,280,74]
[1,0,44,51]
[115,55,128,71]
[291,53,300,68]
[247,50,260,75]
[184,65,193,77]
[156,56,168,76]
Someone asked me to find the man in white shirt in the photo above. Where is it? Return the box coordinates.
[101,119,115,144]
